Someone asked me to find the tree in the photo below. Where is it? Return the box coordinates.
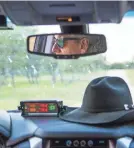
[0,26,38,86]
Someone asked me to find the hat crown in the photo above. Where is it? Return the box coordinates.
[81,76,133,113]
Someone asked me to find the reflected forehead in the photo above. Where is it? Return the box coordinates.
[54,35,64,39]
[54,34,78,39]
[54,34,89,40]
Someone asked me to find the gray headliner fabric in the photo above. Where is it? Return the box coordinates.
[0,1,128,25]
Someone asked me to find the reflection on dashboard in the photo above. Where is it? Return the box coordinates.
[29,137,42,148]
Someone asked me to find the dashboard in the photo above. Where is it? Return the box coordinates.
[0,108,134,147]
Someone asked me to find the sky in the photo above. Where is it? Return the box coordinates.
[26,11,134,64]
[90,17,134,63]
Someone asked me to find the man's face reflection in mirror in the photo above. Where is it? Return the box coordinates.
[52,35,89,55]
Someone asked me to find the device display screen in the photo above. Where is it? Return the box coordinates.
[19,100,62,116]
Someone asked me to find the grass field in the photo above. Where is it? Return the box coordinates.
[125,69,134,86]
[0,71,106,110]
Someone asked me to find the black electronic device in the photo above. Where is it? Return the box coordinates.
[18,100,65,116]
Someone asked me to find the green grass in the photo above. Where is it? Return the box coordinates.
[125,69,134,85]
[0,71,106,110]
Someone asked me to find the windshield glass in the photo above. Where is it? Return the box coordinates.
[1,14,134,110]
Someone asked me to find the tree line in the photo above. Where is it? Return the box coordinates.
[0,26,133,87]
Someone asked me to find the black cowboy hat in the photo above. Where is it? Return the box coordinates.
[59,76,134,124]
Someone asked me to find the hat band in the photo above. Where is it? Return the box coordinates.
[124,104,134,110]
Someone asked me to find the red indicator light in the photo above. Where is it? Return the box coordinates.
[29,108,36,112]
[39,108,48,112]
[40,103,48,108]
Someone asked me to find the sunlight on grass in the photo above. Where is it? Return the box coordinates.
[126,69,134,85]
[0,71,106,110]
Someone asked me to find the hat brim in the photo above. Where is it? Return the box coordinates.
[59,108,134,124]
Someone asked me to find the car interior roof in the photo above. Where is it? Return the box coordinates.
[0,1,134,26]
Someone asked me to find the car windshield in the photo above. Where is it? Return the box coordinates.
[0,13,134,110]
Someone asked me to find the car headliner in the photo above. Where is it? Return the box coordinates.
[0,1,134,26]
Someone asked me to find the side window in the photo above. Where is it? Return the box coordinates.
[34,36,47,52]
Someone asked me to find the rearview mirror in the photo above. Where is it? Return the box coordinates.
[27,33,107,59]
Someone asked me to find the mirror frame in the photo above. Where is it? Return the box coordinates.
[27,33,107,59]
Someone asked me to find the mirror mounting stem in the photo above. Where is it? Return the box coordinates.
[60,24,89,34]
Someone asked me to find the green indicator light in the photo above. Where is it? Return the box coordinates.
[49,104,56,111]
